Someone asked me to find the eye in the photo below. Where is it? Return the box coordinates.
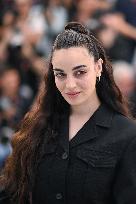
[54,72,66,79]
[74,70,87,77]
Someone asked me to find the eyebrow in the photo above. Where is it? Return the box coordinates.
[53,65,87,72]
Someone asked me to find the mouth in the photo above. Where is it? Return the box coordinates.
[65,92,80,96]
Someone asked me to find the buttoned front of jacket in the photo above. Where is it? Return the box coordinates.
[32,104,136,204]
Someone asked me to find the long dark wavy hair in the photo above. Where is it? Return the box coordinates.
[0,22,130,203]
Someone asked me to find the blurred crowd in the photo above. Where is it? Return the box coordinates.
[0,0,136,169]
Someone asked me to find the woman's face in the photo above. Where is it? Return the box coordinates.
[52,47,102,107]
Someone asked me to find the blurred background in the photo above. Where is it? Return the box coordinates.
[0,0,136,169]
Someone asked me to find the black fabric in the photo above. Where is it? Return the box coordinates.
[32,104,136,204]
[0,191,10,204]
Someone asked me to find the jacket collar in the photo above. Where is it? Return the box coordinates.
[94,104,114,128]
[59,104,115,149]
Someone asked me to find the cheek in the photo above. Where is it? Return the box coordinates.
[78,81,88,89]
[79,75,96,89]
[55,79,64,91]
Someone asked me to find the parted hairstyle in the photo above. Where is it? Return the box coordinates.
[0,22,130,204]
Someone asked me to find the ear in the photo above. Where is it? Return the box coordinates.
[95,58,103,76]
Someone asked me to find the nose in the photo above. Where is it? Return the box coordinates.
[65,76,76,89]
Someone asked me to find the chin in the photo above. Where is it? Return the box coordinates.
[65,99,84,106]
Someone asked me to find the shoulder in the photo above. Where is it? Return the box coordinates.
[95,104,136,142]
[95,104,136,133]
[112,113,136,133]
[108,111,136,148]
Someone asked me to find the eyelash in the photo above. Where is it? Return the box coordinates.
[74,70,87,77]
[54,72,66,79]
[54,70,87,79]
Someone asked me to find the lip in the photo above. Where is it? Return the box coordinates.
[66,92,80,96]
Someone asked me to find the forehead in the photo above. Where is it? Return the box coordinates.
[52,47,94,67]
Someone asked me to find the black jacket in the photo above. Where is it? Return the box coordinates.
[1,104,136,204]
[32,104,136,204]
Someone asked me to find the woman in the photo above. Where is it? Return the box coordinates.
[0,22,136,204]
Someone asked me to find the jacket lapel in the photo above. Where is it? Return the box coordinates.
[70,104,114,148]
[58,104,115,150]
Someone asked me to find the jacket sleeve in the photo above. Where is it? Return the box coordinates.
[113,136,136,204]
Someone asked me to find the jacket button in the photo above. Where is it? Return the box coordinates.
[56,193,63,200]
[62,152,68,160]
